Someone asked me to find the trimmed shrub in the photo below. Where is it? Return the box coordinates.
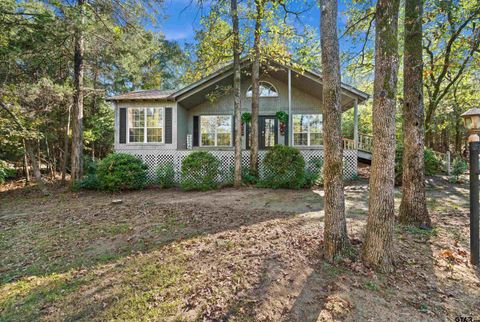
[156,162,175,188]
[181,151,220,191]
[304,157,324,188]
[97,153,148,191]
[259,145,306,189]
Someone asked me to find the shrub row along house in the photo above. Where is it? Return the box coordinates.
[106,59,369,183]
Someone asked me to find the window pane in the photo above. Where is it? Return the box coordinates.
[216,116,231,134]
[201,116,216,134]
[217,133,231,146]
[147,128,162,142]
[129,109,144,128]
[264,119,276,147]
[146,108,163,128]
[129,128,144,143]
[202,133,215,146]
[310,133,323,145]
[310,115,322,133]
[294,133,308,146]
[293,115,309,134]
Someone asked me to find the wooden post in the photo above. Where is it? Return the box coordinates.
[353,98,359,149]
[288,69,292,145]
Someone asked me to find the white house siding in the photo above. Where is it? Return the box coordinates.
[114,100,178,151]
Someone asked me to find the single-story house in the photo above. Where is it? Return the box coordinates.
[107,59,369,181]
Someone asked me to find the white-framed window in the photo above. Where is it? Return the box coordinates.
[293,114,323,146]
[246,81,279,97]
[128,107,164,143]
[200,115,232,147]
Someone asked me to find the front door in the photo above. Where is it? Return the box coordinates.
[259,116,277,149]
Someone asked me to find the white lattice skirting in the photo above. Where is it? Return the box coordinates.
[115,149,358,184]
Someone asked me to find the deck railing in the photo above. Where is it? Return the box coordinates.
[357,133,373,152]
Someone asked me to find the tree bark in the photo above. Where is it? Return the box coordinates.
[249,0,263,176]
[231,0,242,187]
[70,0,85,187]
[22,139,30,185]
[362,0,400,273]
[399,0,431,227]
[62,104,72,182]
[320,0,349,261]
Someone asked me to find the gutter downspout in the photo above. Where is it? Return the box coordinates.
[288,69,292,145]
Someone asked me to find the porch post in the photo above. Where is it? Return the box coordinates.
[288,68,292,145]
[353,98,359,149]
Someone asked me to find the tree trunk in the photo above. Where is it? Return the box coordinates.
[362,0,400,273]
[249,0,263,176]
[70,0,85,187]
[231,0,242,187]
[320,0,349,261]
[62,104,72,182]
[23,139,30,186]
[399,0,431,227]
[25,141,49,196]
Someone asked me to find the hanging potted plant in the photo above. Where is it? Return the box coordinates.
[276,111,288,136]
[241,112,251,136]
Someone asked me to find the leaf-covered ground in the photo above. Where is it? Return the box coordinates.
[0,178,479,321]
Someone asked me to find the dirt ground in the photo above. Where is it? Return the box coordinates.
[0,178,479,321]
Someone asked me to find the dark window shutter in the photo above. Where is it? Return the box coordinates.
[193,116,199,147]
[119,108,127,144]
[246,122,250,150]
[165,108,172,144]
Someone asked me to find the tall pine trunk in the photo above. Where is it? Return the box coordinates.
[231,0,242,187]
[70,0,85,186]
[362,0,400,273]
[62,104,71,182]
[249,0,263,176]
[320,0,349,261]
[399,0,431,227]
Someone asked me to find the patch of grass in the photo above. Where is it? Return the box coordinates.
[102,223,131,235]
[322,262,347,278]
[363,281,380,291]
[403,225,438,237]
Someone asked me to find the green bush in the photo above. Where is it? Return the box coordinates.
[96,153,148,191]
[304,157,323,188]
[449,157,467,183]
[258,145,306,189]
[0,161,16,184]
[156,162,175,188]
[181,151,220,191]
[395,145,443,182]
[74,157,100,190]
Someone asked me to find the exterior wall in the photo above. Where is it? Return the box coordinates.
[114,100,177,151]
[185,76,323,149]
[176,103,187,149]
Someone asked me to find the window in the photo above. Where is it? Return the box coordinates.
[293,114,323,146]
[246,81,279,97]
[128,107,164,143]
[200,115,232,147]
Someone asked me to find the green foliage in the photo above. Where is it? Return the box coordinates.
[241,112,251,124]
[449,157,467,183]
[0,160,16,184]
[275,111,288,124]
[180,151,220,191]
[258,145,306,189]
[156,163,175,188]
[242,166,259,185]
[73,157,100,190]
[304,157,324,188]
[96,153,148,191]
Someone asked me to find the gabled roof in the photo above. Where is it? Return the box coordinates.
[106,89,176,101]
[106,58,369,104]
